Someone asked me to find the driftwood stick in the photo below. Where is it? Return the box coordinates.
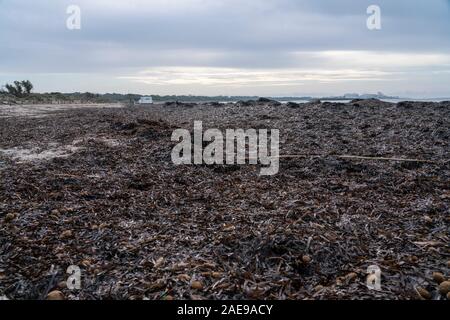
[278,154,438,163]
[336,155,436,163]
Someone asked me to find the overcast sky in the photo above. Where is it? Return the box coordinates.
[1,0,449,97]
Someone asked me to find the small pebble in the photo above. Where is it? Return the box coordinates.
[191,281,203,290]
[416,287,431,300]
[177,274,191,282]
[46,290,65,300]
[302,255,312,264]
[438,281,450,295]
[432,272,445,284]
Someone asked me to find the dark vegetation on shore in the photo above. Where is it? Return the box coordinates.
[0,82,264,105]
[1,80,404,105]
[0,99,449,300]
[0,91,303,105]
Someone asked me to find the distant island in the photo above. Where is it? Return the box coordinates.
[319,92,401,101]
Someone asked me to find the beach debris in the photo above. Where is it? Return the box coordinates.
[0,100,448,300]
[191,281,204,290]
[438,281,450,295]
[46,290,65,300]
[415,287,432,300]
[432,272,445,284]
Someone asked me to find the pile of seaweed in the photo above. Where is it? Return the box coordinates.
[0,100,449,300]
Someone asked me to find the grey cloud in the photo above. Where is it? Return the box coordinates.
[0,0,449,96]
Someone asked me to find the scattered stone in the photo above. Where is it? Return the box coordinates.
[415,287,432,300]
[432,272,445,284]
[46,290,65,300]
[438,281,450,295]
[177,274,191,282]
[191,281,204,290]
[302,255,312,264]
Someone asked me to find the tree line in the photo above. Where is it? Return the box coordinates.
[1,80,34,98]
